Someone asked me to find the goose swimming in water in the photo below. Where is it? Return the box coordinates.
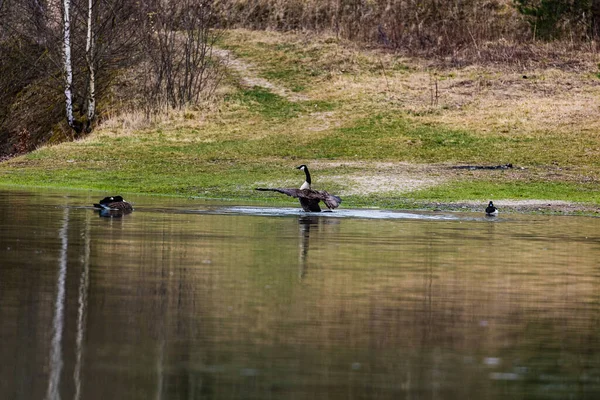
[485,201,498,216]
[93,196,133,212]
[256,165,342,212]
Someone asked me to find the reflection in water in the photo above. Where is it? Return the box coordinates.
[298,216,316,279]
[1,190,600,400]
[97,209,132,218]
[74,211,91,400]
[297,215,340,280]
[45,208,69,400]
[155,338,165,400]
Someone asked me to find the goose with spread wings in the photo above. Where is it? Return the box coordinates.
[256,165,342,212]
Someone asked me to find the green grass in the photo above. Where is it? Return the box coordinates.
[229,87,335,119]
[308,115,488,160]
[1,102,597,207]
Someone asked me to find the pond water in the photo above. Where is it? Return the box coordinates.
[1,189,600,400]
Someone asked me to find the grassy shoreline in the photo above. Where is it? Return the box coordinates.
[1,29,599,215]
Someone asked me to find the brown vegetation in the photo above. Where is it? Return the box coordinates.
[216,0,600,62]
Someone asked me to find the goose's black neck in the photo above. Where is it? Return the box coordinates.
[304,167,311,184]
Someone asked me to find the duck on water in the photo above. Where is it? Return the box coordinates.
[93,196,133,212]
[256,165,342,212]
[485,201,498,216]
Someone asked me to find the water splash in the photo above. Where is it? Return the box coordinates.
[173,206,463,221]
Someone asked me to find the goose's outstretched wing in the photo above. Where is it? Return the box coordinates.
[255,188,305,198]
[256,188,319,211]
[320,191,342,209]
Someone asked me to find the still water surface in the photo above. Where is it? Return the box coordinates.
[1,189,600,399]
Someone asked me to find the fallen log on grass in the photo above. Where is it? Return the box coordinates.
[451,163,513,170]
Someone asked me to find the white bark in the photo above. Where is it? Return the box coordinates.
[62,0,74,128]
[85,0,96,124]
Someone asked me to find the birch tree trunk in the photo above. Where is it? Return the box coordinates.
[85,0,96,129]
[62,0,75,129]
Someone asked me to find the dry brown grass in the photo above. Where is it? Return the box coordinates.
[412,70,600,137]
[313,48,600,139]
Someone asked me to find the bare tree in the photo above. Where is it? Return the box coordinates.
[62,0,76,130]
[84,0,95,130]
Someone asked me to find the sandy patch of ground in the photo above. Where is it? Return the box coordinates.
[344,175,439,194]
[311,161,445,195]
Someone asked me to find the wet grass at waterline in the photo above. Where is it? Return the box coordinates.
[1,29,600,212]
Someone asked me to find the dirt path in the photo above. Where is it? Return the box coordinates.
[213,48,308,101]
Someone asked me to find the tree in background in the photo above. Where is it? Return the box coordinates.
[85,0,96,129]
[62,0,75,130]
[215,0,526,55]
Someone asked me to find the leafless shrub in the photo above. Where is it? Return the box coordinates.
[139,0,224,114]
